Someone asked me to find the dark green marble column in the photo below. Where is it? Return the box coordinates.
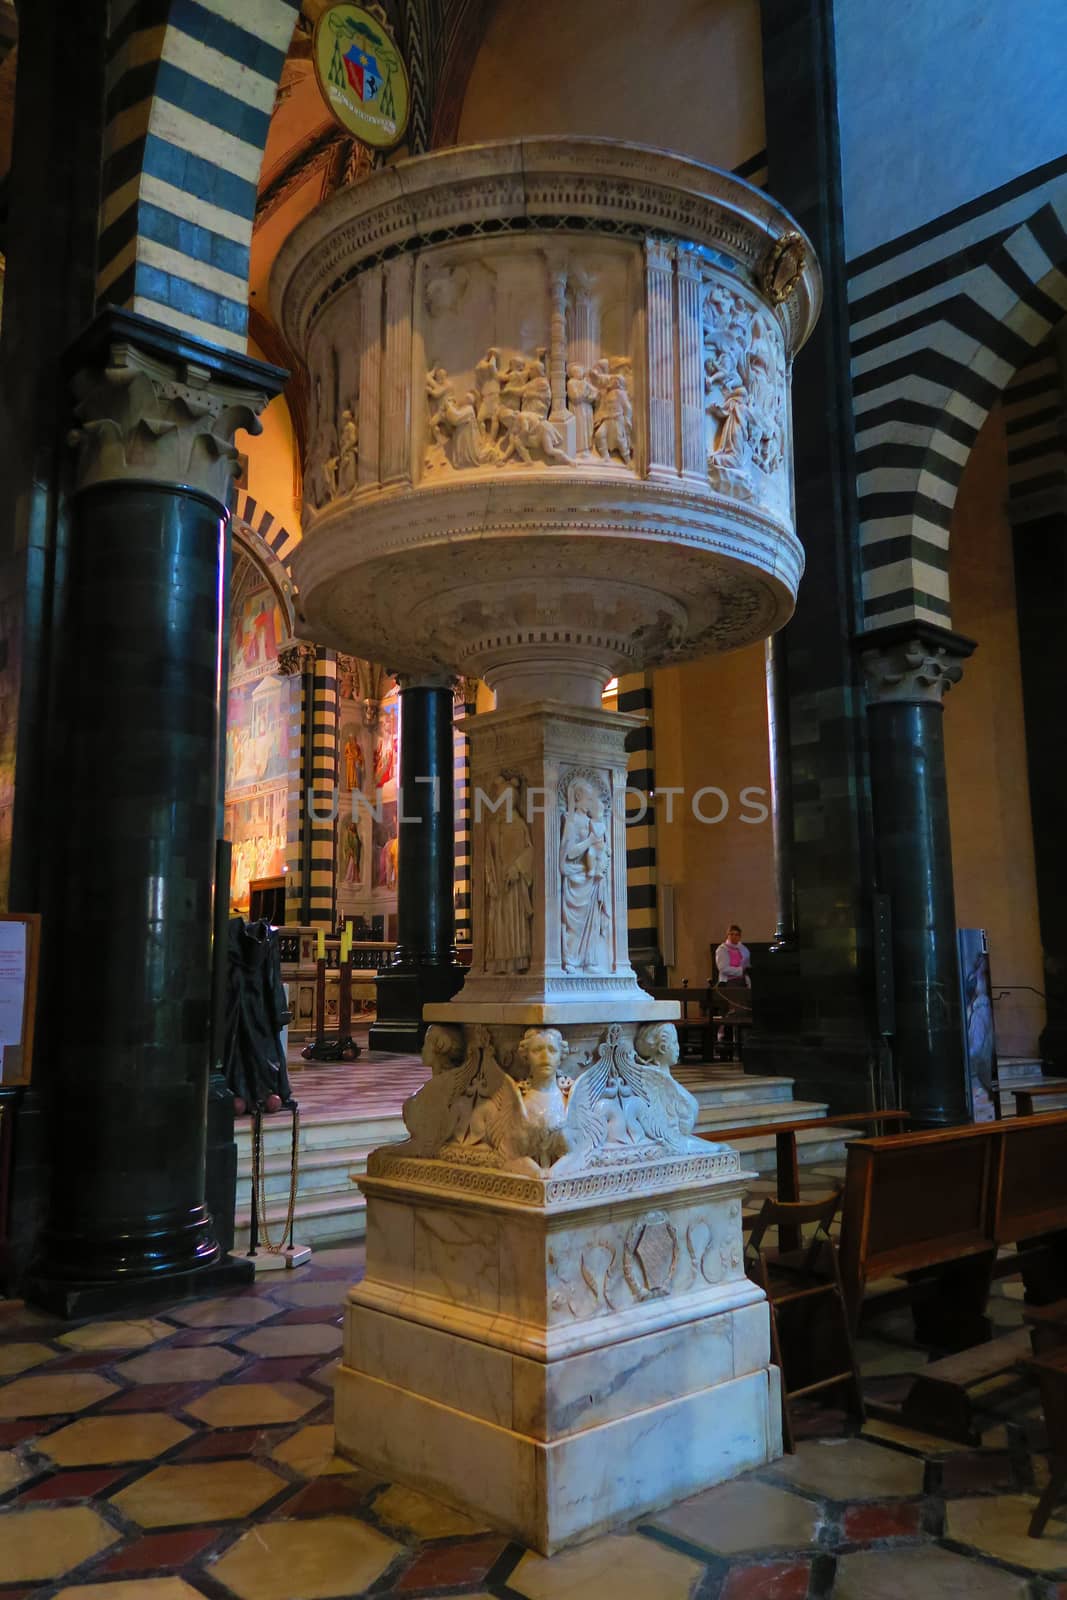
[1012,515,1067,1071]
[29,310,284,1313]
[370,679,464,1052]
[860,623,975,1127]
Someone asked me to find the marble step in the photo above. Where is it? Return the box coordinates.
[695,1095,829,1135]
[674,1071,798,1112]
[996,1056,1045,1085]
[236,1142,379,1201]
[234,1110,407,1157]
[234,1189,367,1252]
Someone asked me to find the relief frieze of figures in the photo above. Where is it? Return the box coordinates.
[425,348,633,473]
[702,283,787,502]
[305,397,359,511]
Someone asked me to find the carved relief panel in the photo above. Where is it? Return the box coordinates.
[413,239,642,481]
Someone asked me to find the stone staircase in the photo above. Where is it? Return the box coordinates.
[233,1106,406,1253]
[995,1056,1067,1113]
[232,1061,849,1251]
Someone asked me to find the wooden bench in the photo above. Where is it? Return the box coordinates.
[700,1110,910,1251]
[1012,1083,1067,1117]
[838,1112,1067,1439]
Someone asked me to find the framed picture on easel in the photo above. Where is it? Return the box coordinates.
[0,913,40,1087]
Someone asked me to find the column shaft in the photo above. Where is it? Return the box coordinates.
[676,245,706,481]
[861,625,975,1126]
[39,483,227,1279]
[370,682,463,1050]
[644,238,677,476]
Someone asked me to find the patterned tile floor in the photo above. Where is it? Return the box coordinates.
[3,1247,1067,1596]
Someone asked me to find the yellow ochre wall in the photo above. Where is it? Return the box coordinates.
[653,646,776,986]
[944,406,1044,1057]
[457,0,765,173]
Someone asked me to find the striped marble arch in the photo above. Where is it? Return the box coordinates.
[96,0,301,351]
[850,158,1067,631]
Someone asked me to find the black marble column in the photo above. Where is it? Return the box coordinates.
[28,310,284,1313]
[1013,516,1067,1070]
[860,623,975,1126]
[745,0,880,1108]
[370,680,464,1052]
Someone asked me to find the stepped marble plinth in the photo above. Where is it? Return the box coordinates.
[337,1147,778,1552]
[273,135,819,1551]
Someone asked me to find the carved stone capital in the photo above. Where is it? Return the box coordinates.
[675,241,703,281]
[67,308,283,505]
[858,624,976,706]
[277,641,317,676]
[644,235,677,271]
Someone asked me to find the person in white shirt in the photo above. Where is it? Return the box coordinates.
[713,924,750,1057]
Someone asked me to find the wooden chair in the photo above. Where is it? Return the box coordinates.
[1027,1347,1067,1536]
[745,1190,865,1452]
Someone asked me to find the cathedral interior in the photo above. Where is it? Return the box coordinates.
[1,0,1067,1594]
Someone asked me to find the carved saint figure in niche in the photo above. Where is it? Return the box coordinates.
[425,366,453,446]
[484,775,534,973]
[498,407,574,466]
[559,776,612,972]
[590,359,633,464]
[474,347,503,442]
[566,363,598,455]
[336,407,359,495]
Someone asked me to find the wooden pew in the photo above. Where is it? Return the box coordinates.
[1013,1083,1067,1117]
[837,1112,1067,1440]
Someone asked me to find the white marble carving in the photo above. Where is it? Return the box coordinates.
[484,775,534,974]
[703,285,787,502]
[591,358,633,464]
[398,1020,718,1182]
[559,772,612,974]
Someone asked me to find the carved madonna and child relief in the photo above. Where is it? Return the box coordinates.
[559,771,613,975]
[420,247,635,475]
[702,282,788,505]
[400,1020,720,1182]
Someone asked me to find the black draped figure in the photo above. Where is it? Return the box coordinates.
[224,918,296,1114]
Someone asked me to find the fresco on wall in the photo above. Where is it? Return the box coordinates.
[224,563,289,911]
[373,799,399,890]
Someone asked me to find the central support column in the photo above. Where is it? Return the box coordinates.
[859,623,976,1126]
[337,679,779,1551]
[29,309,283,1312]
[370,677,464,1052]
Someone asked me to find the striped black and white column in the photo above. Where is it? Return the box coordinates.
[617,671,662,980]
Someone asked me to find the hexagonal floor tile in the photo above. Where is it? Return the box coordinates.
[236,1324,342,1357]
[58,1318,174,1351]
[53,1583,205,1600]
[185,1381,319,1427]
[270,1281,347,1308]
[833,1546,1028,1598]
[0,1449,30,1493]
[0,1372,117,1419]
[210,1515,403,1599]
[0,1340,56,1376]
[110,1460,287,1528]
[271,1423,356,1478]
[168,1297,277,1328]
[42,1412,192,1467]
[373,1483,490,1539]
[115,1346,243,1385]
[768,1438,924,1502]
[0,1504,120,1583]
[947,1493,1067,1574]
[648,1479,820,1556]
[510,1532,707,1600]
